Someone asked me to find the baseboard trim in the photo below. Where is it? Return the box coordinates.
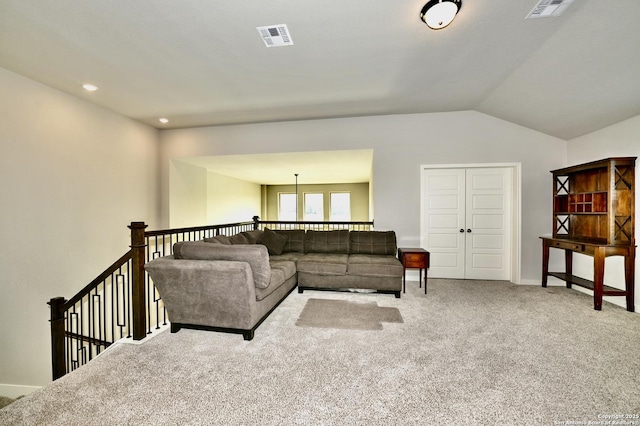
[0,383,42,398]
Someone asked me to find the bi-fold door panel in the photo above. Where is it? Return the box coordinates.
[422,167,511,280]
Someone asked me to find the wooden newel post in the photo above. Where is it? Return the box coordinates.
[48,296,66,380]
[129,221,148,341]
[253,216,260,230]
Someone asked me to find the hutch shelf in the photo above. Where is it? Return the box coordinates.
[540,157,636,311]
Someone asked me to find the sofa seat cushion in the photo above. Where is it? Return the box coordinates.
[296,253,348,276]
[256,260,296,301]
[347,254,403,278]
[174,241,271,289]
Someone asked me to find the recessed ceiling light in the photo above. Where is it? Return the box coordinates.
[158,118,169,124]
[82,83,98,92]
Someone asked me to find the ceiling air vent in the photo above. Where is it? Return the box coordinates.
[256,24,294,47]
[526,0,575,19]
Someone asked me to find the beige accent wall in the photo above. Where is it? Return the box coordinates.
[206,171,261,224]
[169,160,261,228]
[265,183,369,221]
[170,160,208,228]
[0,67,159,390]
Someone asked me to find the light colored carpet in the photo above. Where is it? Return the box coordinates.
[296,298,403,330]
[1,279,639,425]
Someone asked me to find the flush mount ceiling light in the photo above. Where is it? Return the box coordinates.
[82,83,98,92]
[420,0,462,30]
[158,118,169,124]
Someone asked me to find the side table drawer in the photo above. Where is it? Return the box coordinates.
[404,260,426,268]
[404,253,425,262]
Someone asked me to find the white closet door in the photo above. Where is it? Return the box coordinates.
[465,168,511,280]
[421,167,511,280]
[421,169,466,279]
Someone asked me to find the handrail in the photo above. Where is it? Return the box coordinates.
[64,250,133,308]
[49,217,374,380]
[49,250,133,380]
[256,220,374,230]
[145,221,255,237]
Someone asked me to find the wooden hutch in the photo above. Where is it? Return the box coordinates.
[541,157,636,311]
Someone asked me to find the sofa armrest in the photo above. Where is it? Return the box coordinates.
[174,241,271,289]
[145,256,260,330]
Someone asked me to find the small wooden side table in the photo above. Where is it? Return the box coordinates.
[397,248,430,294]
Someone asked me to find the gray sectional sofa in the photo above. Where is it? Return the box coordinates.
[144,229,402,340]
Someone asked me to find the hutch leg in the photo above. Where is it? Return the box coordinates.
[593,247,605,311]
[564,249,573,289]
[542,241,549,287]
[419,269,422,288]
[625,247,635,312]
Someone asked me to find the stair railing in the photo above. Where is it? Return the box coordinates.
[48,220,256,380]
[49,217,374,380]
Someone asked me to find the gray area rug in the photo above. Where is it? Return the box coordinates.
[296,298,403,330]
[1,279,639,425]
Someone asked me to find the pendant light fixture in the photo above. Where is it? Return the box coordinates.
[420,0,462,30]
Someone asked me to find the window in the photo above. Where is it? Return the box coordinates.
[278,193,297,221]
[304,193,324,221]
[330,192,351,221]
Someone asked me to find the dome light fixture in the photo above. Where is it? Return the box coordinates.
[158,118,169,124]
[82,83,98,92]
[420,0,462,30]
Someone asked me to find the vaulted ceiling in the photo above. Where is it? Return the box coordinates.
[1,0,639,140]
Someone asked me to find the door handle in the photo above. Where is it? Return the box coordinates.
[467,229,472,233]
[459,229,464,233]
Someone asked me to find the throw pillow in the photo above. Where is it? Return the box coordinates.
[229,233,250,244]
[262,228,288,255]
[241,230,264,244]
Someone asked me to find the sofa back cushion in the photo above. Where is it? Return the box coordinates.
[202,234,249,245]
[202,235,231,244]
[349,231,397,255]
[272,229,306,253]
[304,230,350,254]
[173,241,271,289]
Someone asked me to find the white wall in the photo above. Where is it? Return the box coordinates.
[159,111,567,283]
[0,67,160,391]
[566,114,640,311]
